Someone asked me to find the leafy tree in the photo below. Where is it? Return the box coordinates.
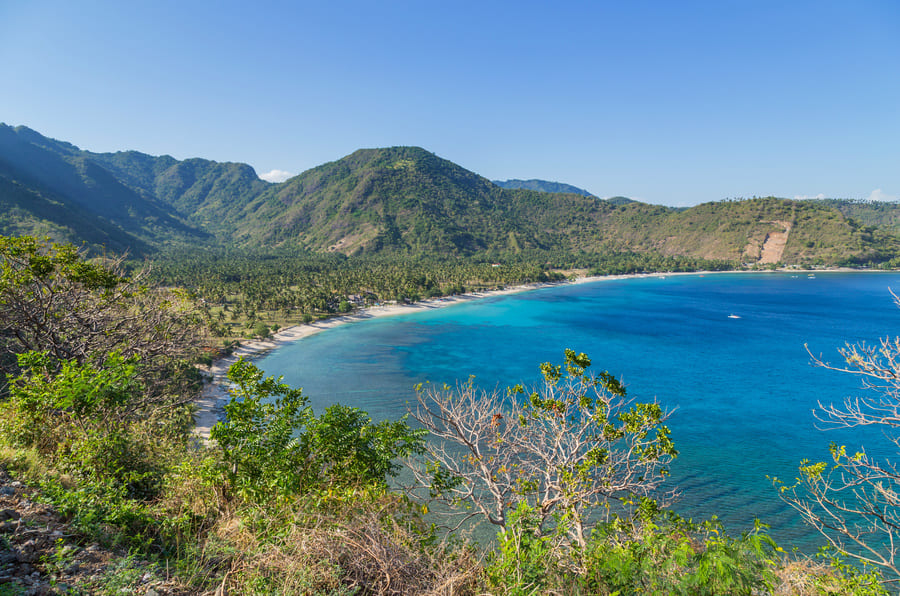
[251,322,271,338]
[210,358,310,502]
[211,358,425,503]
[407,349,677,549]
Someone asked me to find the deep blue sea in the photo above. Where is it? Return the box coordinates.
[255,272,900,552]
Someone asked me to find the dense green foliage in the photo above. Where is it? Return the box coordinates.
[210,358,425,503]
[146,249,566,333]
[3,350,183,499]
[480,498,812,595]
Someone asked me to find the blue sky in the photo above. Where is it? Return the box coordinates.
[1,1,897,206]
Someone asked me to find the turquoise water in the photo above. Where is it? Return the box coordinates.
[256,272,900,551]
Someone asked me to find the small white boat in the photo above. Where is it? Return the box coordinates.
[728,314,741,319]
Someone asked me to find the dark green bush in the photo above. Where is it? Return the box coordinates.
[210,358,425,504]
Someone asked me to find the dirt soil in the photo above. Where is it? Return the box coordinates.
[759,220,792,264]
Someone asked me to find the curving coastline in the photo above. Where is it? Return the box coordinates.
[193,279,581,438]
[191,267,859,439]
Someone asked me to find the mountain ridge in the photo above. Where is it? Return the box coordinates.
[493,178,597,197]
[1,124,898,266]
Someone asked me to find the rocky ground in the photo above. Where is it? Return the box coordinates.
[0,467,191,596]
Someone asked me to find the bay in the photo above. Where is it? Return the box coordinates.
[255,271,900,551]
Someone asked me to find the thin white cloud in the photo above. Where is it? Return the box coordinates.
[259,169,294,183]
[793,193,826,200]
[867,188,898,202]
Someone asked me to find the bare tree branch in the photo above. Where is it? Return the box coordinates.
[777,297,900,582]
[405,349,677,552]
[0,235,205,410]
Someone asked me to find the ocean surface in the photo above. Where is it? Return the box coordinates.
[255,271,900,551]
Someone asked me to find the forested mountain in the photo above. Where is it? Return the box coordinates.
[89,151,270,237]
[1,123,898,266]
[0,174,154,255]
[493,178,597,197]
[0,125,210,254]
[227,147,607,254]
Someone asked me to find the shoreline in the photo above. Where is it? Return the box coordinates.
[193,278,572,437]
[191,266,883,438]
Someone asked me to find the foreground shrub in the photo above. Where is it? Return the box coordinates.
[211,358,426,504]
[212,491,479,595]
[770,551,887,595]
[482,496,779,596]
[0,234,203,404]
[535,497,885,596]
[1,350,187,499]
[483,500,577,595]
[38,476,161,551]
[582,502,778,595]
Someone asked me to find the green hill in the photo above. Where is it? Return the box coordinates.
[1,124,898,266]
[0,174,153,254]
[228,147,583,254]
[223,149,898,265]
